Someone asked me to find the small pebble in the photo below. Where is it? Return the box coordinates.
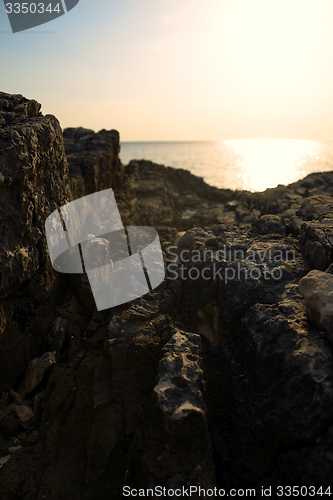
[18,432,27,440]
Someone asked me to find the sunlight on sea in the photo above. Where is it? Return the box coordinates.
[120,139,333,192]
[225,139,322,191]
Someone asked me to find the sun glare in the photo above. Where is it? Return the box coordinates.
[200,0,333,138]
[225,139,321,191]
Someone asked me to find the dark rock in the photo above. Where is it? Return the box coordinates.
[0,92,68,390]
[63,127,124,200]
[135,330,216,490]
[299,270,333,345]
[252,214,286,235]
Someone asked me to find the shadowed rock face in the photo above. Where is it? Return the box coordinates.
[63,127,124,200]
[1,93,333,498]
[0,92,69,299]
[0,92,69,390]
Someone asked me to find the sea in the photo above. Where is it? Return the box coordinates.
[119,139,333,193]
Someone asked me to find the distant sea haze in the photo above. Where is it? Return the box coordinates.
[119,139,333,193]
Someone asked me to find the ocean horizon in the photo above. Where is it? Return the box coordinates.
[120,139,333,192]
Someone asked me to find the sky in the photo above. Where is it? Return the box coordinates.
[1,0,333,141]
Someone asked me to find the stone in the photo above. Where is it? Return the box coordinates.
[297,195,333,219]
[25,430,39,445]
[8,445,22,453]
[299,270,333,344]
[135,330,216,488]
[252,214,286,235]
[121,299,159,321]
[19,352,56,398]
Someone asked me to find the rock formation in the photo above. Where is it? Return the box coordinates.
[0,92,333,499]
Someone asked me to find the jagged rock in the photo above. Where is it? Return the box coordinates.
[252,214,286,235]
[0,93,68,299]
[297,195,333,219]
[121,299,159,321]
[299,220,333,270]
[63,127,123,200]
[135,330,216,489]
[299,270,333,344]
[0,92,68,390]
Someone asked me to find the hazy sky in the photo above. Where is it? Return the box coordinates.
[1,0,333,141]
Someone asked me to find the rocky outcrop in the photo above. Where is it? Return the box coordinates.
[1,93,333,498]
[63,127,123,200]
[0,92,69,390]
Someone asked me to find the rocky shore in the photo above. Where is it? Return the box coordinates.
[0,92,333,499]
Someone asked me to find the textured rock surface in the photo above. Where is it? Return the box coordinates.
[136,330,215,490]
[299,270,333,344]
[63,127,123,200]
[0,92,68,298]
[1,94,333,498]
[0,92,69,390]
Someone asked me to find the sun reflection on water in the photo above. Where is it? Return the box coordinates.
[225,139,322,192]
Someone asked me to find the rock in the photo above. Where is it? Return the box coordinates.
[299,270,333,344]
[19,352,56,398]
[0,93,68,299]
[9,389,23,406]
[48,317,68,355]
[252,214,286,235]
[63,127,123,200]
[0,455,10,468]
[0,403,34,424]
[297,195,333,219]
[298,219,333,271]
[0,92,68,391]
[121,299,159,321]
[8,445,22,453]
[135,330,216,489]
[25,430,39,445]
[69,296,79,314]
[288,196,333,269]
